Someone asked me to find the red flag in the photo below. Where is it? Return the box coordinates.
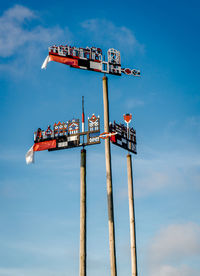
[49,54,78,66]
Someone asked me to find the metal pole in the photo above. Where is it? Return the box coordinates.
[80,149,86,276]
[102,76,117,276]
[127,153,137,276]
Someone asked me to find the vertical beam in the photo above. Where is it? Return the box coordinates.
[82,96,85,144]
[127,154,137,276]
[80,149,86,276]
[82,96,85,133]
[102,76,117,276]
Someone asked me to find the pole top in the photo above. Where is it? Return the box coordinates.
[127,153,131,158]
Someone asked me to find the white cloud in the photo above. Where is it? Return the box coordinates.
[146,223,200,276]
[0,5,70,58]
[150,264,200,276]
[0,7,143,75]
[81,19,144,54]
[0,5,72,76]
[149,223,200,262]
[134,146,200,196]
[2,4,35,22]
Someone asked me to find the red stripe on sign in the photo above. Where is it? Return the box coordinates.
[49,54,78,66]
[33,140,56,151]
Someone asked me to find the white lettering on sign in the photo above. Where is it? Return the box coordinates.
[122,138,127,144]
[68,136,77,142]
[90,61,101,70]
[58,141,68,147]
[117,139,122,145]
[89,137,99,143]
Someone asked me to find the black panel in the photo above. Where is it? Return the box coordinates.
[78,59,90,68]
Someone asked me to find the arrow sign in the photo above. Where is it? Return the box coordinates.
[99,132,117,139]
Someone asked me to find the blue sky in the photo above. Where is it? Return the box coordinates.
[0,1,200,276]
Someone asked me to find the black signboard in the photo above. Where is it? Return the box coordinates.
[109,121,137,154]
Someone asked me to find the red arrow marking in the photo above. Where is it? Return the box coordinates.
[99,132,117,139]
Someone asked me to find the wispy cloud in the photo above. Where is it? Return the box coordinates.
[146,222,200,276]
[0,5,71,75]
[0,6,143,76]
[0,147,25,162]
[134,145,200,196]
[185,116,200,137]
[81,19,144,54]
[149,264,200,276]
[186,116,200,127]
[0,5,36,58]
[0,5,70,58]
[124,98,145,109]
[149,223,200,262]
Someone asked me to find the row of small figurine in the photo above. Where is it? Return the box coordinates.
[34,124,78,142]
[49,45,121,65]
[49,45,103,61]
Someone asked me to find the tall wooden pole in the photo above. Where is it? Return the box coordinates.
[102,76,117,276]
[127,153,137,276]
[80,149,86,276]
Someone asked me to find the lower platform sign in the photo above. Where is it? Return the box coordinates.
[33,114,100,152]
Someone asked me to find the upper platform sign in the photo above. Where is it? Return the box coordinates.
[41,45,140,77]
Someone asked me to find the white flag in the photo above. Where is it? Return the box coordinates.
[41,55,51,69]
[26,146,34,164]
